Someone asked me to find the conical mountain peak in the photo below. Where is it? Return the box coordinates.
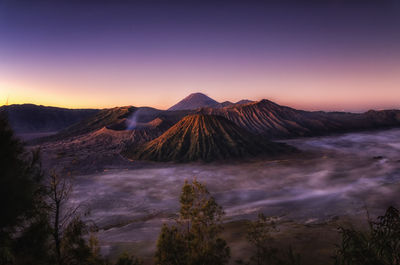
[126,114,294,162]
[168,93,219,111]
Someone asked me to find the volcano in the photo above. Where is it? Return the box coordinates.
[126,114,294,162]
[201,100,400,138]
[168,93,220,111]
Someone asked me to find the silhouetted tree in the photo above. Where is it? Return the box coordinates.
[335,206,400,265]
[155,179,230,265]
[61,217,105,265]
[48,171,73,264]
[242,213,301,265]
[246,213,279,265]
[47,171,104,265]
[13,212,53,265]
[0,111,106,265]
[115,252,143,265]
[0,111,45,264]
[155,224,187,265]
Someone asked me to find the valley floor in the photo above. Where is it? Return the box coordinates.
[44,128,400,264]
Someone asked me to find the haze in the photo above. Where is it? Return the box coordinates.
[69,128,400,262]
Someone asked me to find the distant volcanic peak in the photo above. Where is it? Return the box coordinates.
[257,99,278,106]
[168,92,220,111]
[236,99,253,105]
[219,101,234,107]
[185,92,211,99]
[238,98,286,112]
[127,114,293,162]
[210,98,280,112]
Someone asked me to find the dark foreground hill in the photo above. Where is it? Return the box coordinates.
[126,114,294,162]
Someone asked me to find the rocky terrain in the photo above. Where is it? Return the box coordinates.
[201,99,400,138]
[38,117,171,173]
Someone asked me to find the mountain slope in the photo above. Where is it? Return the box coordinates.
[126,114,294,162]
[219,99,254,108]
[35,106,192,143]
[168,93,220,110]
[200,100,336,137]
[0,104,99,134]
[37,116,172,173]
[35,106,137,142]
[200,100,400,138]
[236,99,253,105]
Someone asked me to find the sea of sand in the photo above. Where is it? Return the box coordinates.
[68,128,400,263]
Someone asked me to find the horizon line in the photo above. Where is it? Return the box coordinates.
[1,100,398,114]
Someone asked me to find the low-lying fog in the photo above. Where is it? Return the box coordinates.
[71,128,400,254]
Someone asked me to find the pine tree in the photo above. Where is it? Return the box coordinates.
[47,171,105,265]
[0,112,105,264]
[245,213,301,265]
[155,224,187,265]
[155,179,230,265]
[0,111,44,264]
[115,252,143,265]
[246,213,279,265]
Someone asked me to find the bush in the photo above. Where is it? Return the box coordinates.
[155,179,230,265]
[335,206,400,265]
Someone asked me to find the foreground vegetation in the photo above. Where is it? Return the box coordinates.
[1,112,400,265]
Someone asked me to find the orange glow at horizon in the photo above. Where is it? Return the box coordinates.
[1,67,399,112]
[1,48,399,112]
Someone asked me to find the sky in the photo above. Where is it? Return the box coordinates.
[0,0,399,111]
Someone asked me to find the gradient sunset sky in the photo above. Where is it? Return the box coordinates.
[0,0,399,111]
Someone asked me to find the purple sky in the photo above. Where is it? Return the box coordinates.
[0,0,399,111]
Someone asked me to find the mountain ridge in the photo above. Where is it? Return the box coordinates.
[200,99,400,138]
[0,104,99,135]
[11,95,400,145]
[126,114,294,162]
